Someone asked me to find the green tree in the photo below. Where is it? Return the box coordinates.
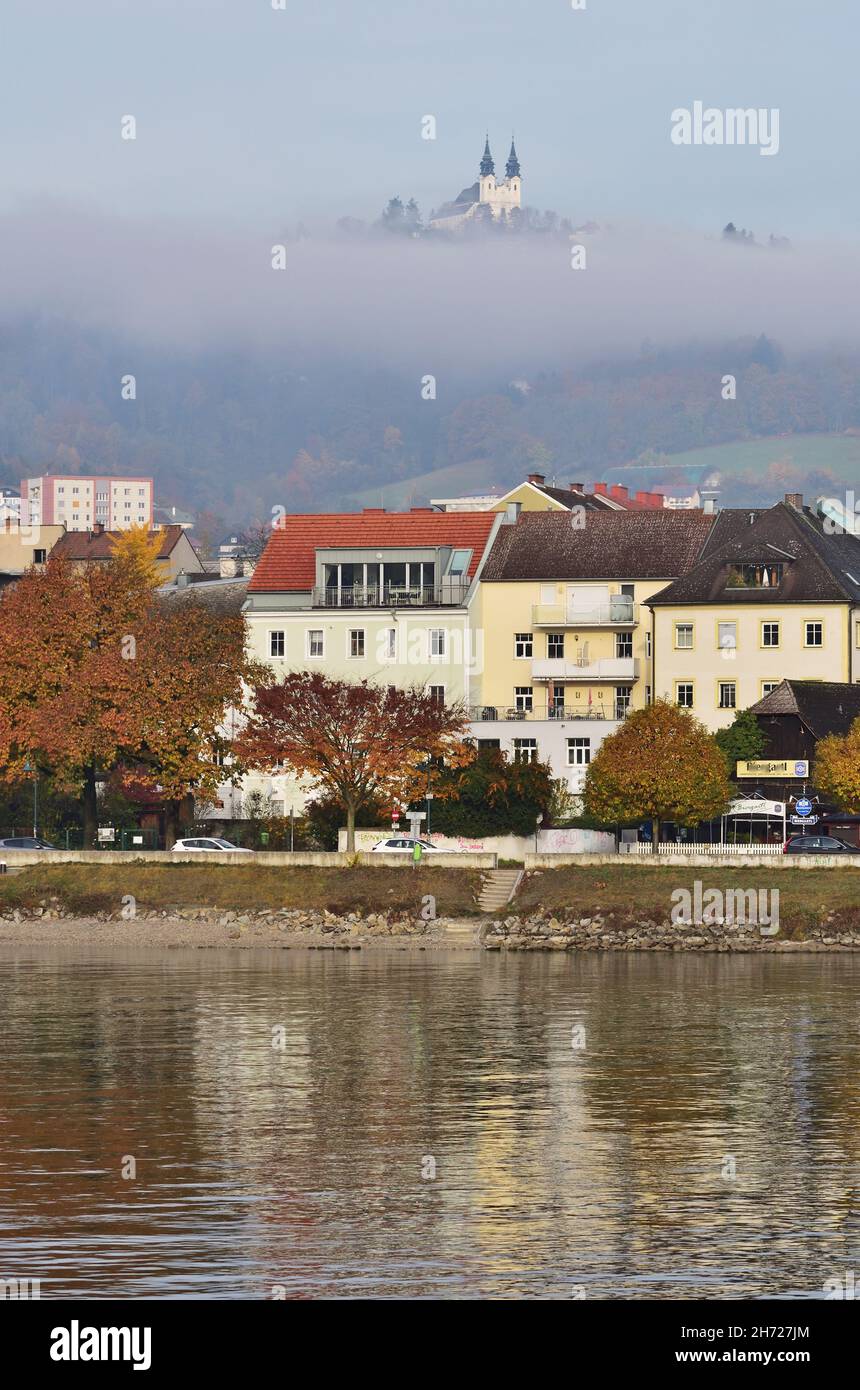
[584,699,732,844]
[428,749,554,837]
[715,708,767,776]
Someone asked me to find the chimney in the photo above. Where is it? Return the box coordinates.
[176,570,189,588]
[593,482,608,496]
[526,472,546,486]
[610,485,629,503]
[569,482,584,494]
[92,522,104,538]
[784,493,803,510]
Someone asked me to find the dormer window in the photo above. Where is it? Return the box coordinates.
[727,562,783,589]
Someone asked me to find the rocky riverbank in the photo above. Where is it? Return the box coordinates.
[483,910,860,951]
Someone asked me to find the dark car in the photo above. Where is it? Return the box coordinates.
[0,836,57,850]
[783,834,860,854]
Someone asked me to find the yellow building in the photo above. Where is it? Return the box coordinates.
[649,497,860,731]
[474,509,715,722]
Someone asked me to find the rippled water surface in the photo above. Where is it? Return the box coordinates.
[0,946,858,1299]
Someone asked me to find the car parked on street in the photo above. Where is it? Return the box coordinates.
[370,836,451,853]
[783,834,860,854]
[170,837,253,853]
[0,836,58,850]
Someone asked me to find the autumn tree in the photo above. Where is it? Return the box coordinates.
[583,699,732,844]
[0,555,259,843]
[813,717,860,811]
[236,673,471,850]
[110,523,165,587]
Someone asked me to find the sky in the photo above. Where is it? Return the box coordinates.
[0,0,856,238]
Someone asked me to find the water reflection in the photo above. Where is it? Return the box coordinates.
[0,948,857,1299]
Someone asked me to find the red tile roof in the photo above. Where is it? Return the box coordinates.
[249,511,498,592]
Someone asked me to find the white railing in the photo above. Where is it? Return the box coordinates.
[627,842,785,856]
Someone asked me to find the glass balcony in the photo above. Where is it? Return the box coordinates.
[531,597,637,627]
[311,580,469,608]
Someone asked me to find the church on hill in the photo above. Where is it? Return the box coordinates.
[429,135,522,231]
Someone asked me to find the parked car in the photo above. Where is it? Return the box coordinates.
[371,836,451,853]
[783,834,860,854]
[170,837,253,853]
[0,836,58,850]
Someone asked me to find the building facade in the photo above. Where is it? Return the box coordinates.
[22,475,154,531]
[430,136,522,231]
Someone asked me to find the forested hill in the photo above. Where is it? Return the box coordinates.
[1,318,858,527]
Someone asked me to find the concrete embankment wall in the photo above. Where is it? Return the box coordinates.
[524,853,860,870]
[0,850,496,870]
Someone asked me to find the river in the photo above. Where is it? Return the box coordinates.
[0,947,857,1299]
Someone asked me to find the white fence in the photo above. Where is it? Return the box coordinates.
[626,842,785,857]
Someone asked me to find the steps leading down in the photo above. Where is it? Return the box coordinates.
[477,868,523,914]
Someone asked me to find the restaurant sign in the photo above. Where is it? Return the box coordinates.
[736,759,809,778]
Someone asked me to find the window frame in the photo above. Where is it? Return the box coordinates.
[306,629,325,659]
[674,622,694,650]
[675,680,694,708]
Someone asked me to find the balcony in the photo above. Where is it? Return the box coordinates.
[311,581,469,608]
[532,657,639,682]
[531,598,637,628]
[468,704,627,723]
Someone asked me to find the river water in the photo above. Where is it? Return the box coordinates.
[0,946,857,1299]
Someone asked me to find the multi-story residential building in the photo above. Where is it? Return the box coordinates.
[471,508,716,793]
[649,495,860,731]
[229,508,501,816]
[22,475,154,531]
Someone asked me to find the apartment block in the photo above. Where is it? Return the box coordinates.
[22,475,154,531]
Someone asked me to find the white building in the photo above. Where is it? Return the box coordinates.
[430,136,522,231]
[22,474,154,531]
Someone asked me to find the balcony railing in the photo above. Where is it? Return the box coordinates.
[468,704,628,723]
[532,656,639,682]
[312,581,470,608]
[531,599,637,627]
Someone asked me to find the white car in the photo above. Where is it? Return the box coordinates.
[370,836,451,853]
[170,837,253,853]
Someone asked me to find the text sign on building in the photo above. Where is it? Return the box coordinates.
[736,759,809,779]
[729,798,784,818]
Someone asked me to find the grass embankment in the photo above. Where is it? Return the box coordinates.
[518,865,860,935]
[0,864,484,918]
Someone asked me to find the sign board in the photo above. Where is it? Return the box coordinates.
[736,759,808,778]
[97,827,116,842]
[795,797,813,817]
[790,815,819,826]
[728,798,784,818]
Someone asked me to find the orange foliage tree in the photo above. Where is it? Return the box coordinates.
[583,699,732,844]
[813,718,860,811]
[236,672,472,850]
[0,555,258,843]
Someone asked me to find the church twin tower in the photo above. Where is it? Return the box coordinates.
[429,135,523,231]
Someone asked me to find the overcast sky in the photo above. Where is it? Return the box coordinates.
[1,0,856,238]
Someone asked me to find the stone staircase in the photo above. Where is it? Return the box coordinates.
[476,868,523,915]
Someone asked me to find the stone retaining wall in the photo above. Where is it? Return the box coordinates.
[483,911,860,951]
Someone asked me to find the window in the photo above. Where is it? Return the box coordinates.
[307,630,324,658]
[430,628,446,658]
[269,630,285,658]
[645,632,652,658]
[547,632,564,658]
[449,549,471,578]
[567,737,591,766]
[549,683,565,716]
[514,686,533,712]
[513,738,538,764]
[33,548,46,564]
[645,685,652,704]
[728,562,783,589]
[676,682,694,708]
[674,623,693,649]
[515,632,533,658]
[428,685,445,706]
[761,681,780,697]
[349,629,365,658]
[477,738,501,750]
[383,627,396,659]
[718,681,736,709]
[718,621,737,650]
[804,621,823,647]
[615,632,632,658]
[761,621,780,647]
[615,686,632,718]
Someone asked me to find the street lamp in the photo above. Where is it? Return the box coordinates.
[23,757,38,838]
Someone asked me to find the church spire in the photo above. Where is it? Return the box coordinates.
[480,134,495,177]
[506,137,520,179]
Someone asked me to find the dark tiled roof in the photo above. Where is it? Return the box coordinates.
[649,503,860,605]
[249,511,497,593]
[481,509,715,581]
[158,576,250,616]
[52,524,189,562]
[748,680,860,738]
[533,482,620,511]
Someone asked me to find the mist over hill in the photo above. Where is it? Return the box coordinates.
[1,202,859,524]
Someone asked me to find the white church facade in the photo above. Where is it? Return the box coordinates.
[430,136,522,231]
